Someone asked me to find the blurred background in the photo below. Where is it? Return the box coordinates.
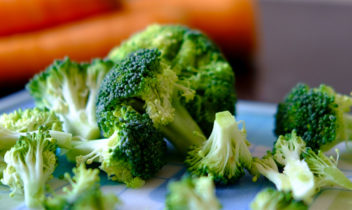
[0,0,351,103]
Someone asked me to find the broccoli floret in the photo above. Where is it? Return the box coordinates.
[273,130,306,167]
[97,48,205,155]
[26,58,113,140]
[275,83,352,151]
[108,24,236,138]
[250,188,308,210]
[0,108,72,150]
[67,106,166,188]
[165,176,221,210]
[272,131,315,203]
[1,131,57,208]
[185,111,252,184]
[45,164,119,210]
[303,148,352,190]
[251,154,291,192]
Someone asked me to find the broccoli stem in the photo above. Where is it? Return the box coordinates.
[62,113,100,140]
[324,167,352,190]
[160,100,206,155]
[343,113,352,140]
[0,127,71,150]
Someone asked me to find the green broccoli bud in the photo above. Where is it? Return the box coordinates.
[26,58,113,140]
[275,83,352,152]
[67,106,166,188]
[108,24,236,143]
[97,48,205,155]
[165,176,221,210]
[1,131,57,208]
[44,164,119,210]
[303,148,352,190]
[185,111,252,184]
[250,188,308,210]
[0,108,72,150]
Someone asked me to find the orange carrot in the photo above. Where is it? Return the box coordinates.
[0,8,187,82]
[0,0,118,36]
[124,0,258,58]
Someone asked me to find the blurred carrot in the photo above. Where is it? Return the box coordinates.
[0,8,187,82]
[124,0,258,58]
[0,0,118,36]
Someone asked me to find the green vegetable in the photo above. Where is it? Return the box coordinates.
[251,154,291,192]
[44,164,119,210]
[0,108,72,150]
[272,131,315,203]
[275,83,352,151]
[303,148,352,190]
[185,111,252,184]
[67,106,166,188]
[26,58,113,140]
[98,48,204,155]
[107,24,237,152]
[1,131,57,208]
[250,188,308,210]
[165,176,221,210]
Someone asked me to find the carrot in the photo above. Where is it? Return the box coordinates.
[0,8,187,82]
[123,0,258,58]
[0,0,118,36]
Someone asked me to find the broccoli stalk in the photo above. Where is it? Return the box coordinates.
[304,148,352,190]
[0,126,72,150]
[185,111,252,184]
[165,176,221,210]
[1,131,57,208]
[250,188,308,210]
[26,58,113,140]
[275,84,352,151]
[251,155,291,192]
[159,100,205,154]
[45,164,119,210]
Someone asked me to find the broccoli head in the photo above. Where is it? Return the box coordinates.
[303,148,352,190]
[0,108,72,150]
[44,164,119,210]
[185,111,252,184]
[165,176,221,210]
[26,57,113,139]
[1,131,57,208]
[275,83,352,151]
[97,48,204,155]
[67,106,167,188]
[108,24,236,137]
[250,188,308,210]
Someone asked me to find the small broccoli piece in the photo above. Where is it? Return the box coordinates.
[0,107,62,132]
[26,58,113,140]
[1,131,57,208]
[45,164,119,210]
[275,83,352,152]
[273,130,306,167]
[67,106,166,188]
[109,24,236,138]
[185,111,252,184]
[165,176,221,210]
[303,148,352,190]
[97,48,205,155]
[0,108,72,150]
[251,154,291,192]
[272,131,315,203]
[250,188,308,210]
